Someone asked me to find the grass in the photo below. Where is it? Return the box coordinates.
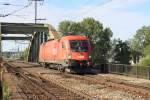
[2,82,10,100]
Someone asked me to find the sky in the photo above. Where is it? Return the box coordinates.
[0,0,150,51]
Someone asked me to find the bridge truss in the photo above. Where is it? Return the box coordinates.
[0,22,58,62]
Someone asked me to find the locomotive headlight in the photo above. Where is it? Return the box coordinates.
[68,54,72,59]
[89,55,91,59]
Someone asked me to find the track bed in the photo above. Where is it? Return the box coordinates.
[2,60,150,99]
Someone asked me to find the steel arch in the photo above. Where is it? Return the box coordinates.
[27,24,58,62]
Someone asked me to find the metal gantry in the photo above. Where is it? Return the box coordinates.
[0,22,58,62]
[28,31,48,62]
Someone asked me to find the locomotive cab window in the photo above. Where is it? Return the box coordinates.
[70,40,89,52]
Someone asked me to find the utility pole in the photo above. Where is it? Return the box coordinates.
[0,23,2,62]
[29,0,45,24]
[35,0,37,23]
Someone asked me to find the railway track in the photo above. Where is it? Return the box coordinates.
[4,62,92,100]
[4,61,150,99]
[34,66,150,99]
[61,73,150,99]
[37,64,150,98]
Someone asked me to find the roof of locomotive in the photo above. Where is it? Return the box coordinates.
[61,35,88,40]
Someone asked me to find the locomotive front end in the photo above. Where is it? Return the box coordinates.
[66,36,92,73]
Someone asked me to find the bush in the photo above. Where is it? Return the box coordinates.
[139,55,150,66]
[139,45,150,66]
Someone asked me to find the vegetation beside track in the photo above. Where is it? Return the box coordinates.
[0,65,2,99]
[0,64,10,100]
[2,81,10,100]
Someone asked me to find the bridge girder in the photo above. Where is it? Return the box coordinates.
[2,36,31,40]
[27,24,58,62]
[0,22,58,62]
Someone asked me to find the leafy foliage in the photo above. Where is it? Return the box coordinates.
[139,45,150,66]
[116,41,131,64]
[58,20,82,35]
[129,39,141,64]
[80,18,103,42]
[20,48,28,61]
[130,26,150,66]
[135,26,150,47]
[58,20,72,33]
[110,39,131,64]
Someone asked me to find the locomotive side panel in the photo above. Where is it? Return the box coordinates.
[39,35,92,73]
[59,41,68,60]
[44,40,57,62]
[39,44,45,62]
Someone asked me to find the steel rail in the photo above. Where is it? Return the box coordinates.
[8,61,150,98]
[4,62,91,100]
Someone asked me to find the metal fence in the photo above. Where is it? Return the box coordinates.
[107,64,150,80]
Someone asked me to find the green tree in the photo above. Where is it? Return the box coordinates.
[129,39,141,64]
[92,27,113,63]
[58,20,82,35]
[80,18,103,42]
[69,22,82,34]
[20,48,28,61]
[130,26,150,65]
[113,40,131,64]
[135,26,150,47]
[58,20,73,35]
[108,39,120,63]
[139,44,150,66]
[80,18,112,63]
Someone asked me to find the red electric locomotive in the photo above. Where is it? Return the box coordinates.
[39,35,92,73]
